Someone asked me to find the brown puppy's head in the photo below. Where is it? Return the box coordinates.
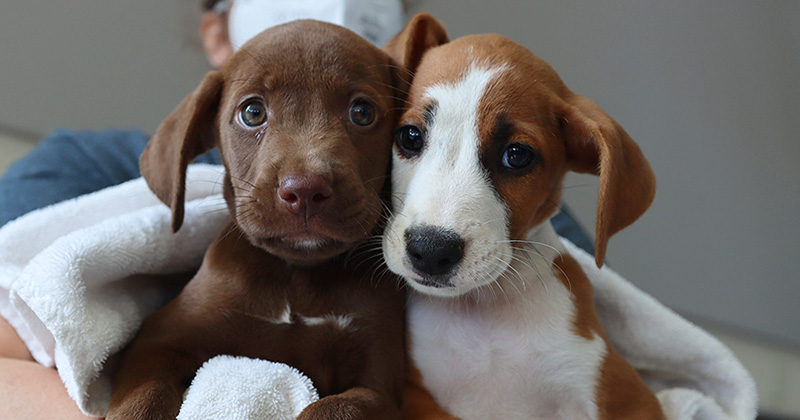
[141,20,409,265]
[382,14,655,296]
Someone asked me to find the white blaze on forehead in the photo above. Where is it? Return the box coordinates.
[400,64,507,228]
[385,63,514,295]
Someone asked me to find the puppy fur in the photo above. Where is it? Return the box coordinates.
[384,14,663,420]
[107,21,411,420]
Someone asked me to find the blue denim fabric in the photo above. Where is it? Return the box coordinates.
[551,206,595,255]
[0,129,593,254]
[0,129,220,227]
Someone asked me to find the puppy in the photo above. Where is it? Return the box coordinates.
[107,21,410,420]
[384,14,664,420]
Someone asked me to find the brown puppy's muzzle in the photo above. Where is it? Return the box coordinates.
[226,128,387,265]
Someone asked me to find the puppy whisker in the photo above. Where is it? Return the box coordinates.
[505,238,562,260]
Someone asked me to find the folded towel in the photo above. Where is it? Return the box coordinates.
[178,355,318,420]
[0,164,757,419]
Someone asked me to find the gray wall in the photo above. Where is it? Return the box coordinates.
[0,0,211,138]
[1,0,798,347]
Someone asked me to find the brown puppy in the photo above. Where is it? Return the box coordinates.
[107,20,409,420]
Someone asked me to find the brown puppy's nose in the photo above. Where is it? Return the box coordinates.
[278,174,333,218]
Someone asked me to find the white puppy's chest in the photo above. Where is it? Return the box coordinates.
[408,247,608,420]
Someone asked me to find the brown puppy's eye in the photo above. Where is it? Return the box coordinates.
[240,100,267,127]
[349,100,375,126]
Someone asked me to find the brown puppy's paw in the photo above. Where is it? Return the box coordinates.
[106,383,181,420]
[297,389,400,420]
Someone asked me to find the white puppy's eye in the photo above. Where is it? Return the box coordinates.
[240,100,267,127]
[501,144,539,170]
[349,100,375,126]
[395,125,425,157]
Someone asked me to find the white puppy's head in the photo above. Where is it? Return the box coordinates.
[382,14,656,298]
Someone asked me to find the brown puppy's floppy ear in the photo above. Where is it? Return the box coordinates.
[140,71,223,233]
[561,94,656,268]
[383,12,449,74]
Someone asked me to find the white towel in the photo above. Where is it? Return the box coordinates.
[0,164,230,416]
[178,355,319,420]
[0,165,757,419]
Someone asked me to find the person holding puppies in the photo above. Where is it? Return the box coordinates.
[0,1,594,419]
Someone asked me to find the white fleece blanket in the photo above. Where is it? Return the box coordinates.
[0,164,757,419]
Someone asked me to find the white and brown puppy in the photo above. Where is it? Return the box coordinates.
[385,14,663,420]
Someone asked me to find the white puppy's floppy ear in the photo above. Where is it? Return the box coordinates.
[383,12,449,74]
[140,71,223,233]
[561,94,656,268]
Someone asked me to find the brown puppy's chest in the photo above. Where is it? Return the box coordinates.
[168,227,405,397]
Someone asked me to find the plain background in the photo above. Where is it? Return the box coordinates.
[0,0,798,416]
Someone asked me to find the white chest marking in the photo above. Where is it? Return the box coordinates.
[409,226,607,420]
[267,303,354,330]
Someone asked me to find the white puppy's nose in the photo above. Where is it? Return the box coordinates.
[405,226,465,279]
